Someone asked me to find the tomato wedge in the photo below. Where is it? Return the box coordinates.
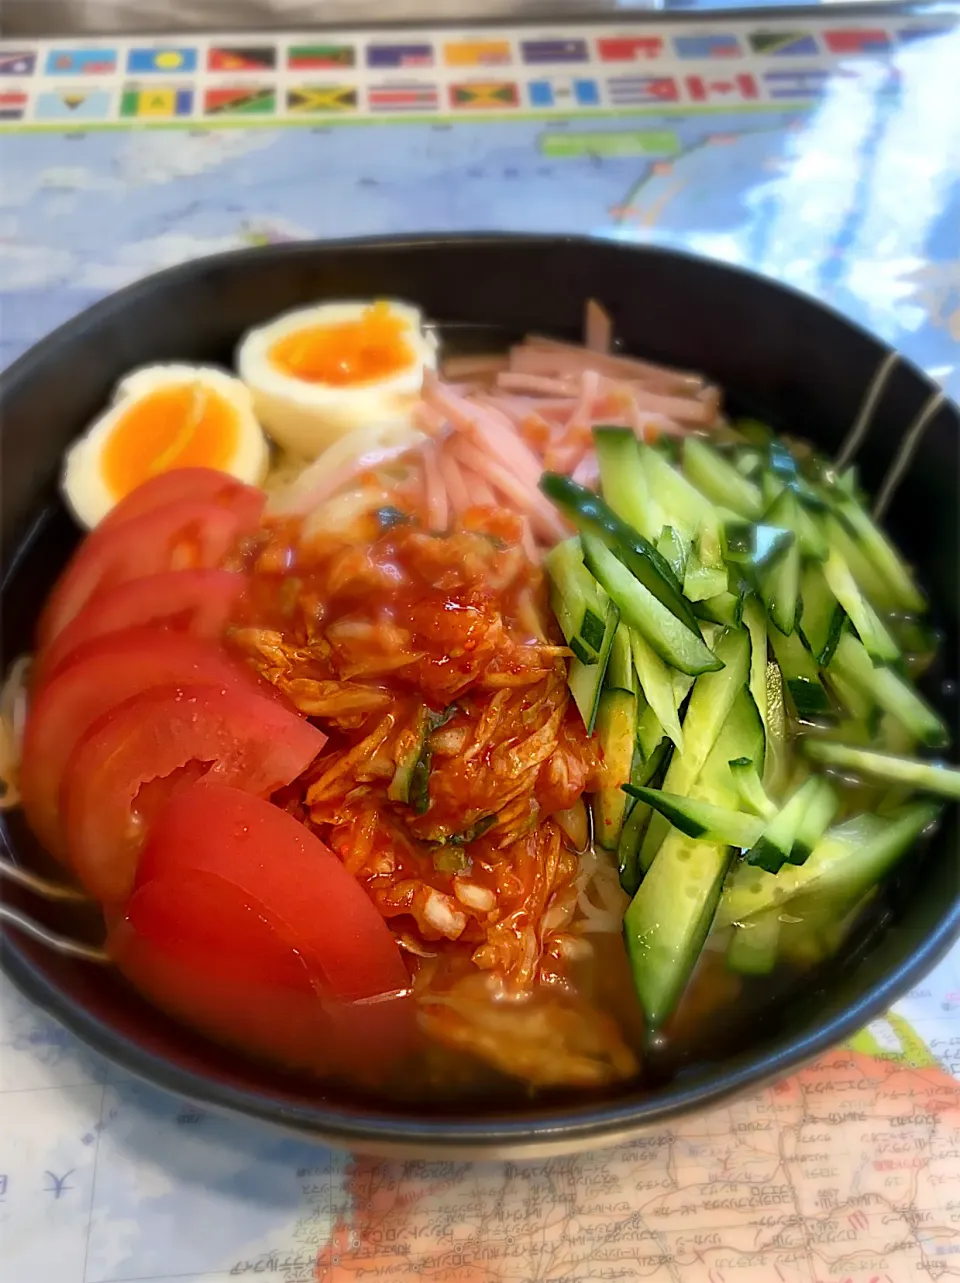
[34,569,247,687]
[62,683,325,903]
[21,627,270,859]
[135,782,411,1005]
[109,868,413,1076]
[98,467,259,532]
[37,485,264,647]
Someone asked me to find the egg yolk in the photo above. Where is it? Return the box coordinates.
[102,384,239,500]
[269,303,415,387]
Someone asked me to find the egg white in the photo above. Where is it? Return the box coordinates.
[61,364,269,529]
[236,300,437,460]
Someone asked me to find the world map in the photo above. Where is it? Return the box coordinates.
[1,18,960,1283]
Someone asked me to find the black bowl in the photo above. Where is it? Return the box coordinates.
[2,234,958,1157]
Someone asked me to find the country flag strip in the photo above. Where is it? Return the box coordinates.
[673,34,741,59]
[286,84,357,113]
[449,81,519,109]
[207,46,276,72]
[120,84,193,117]
[596,36,663,62]
[748,31,819,56]
[823,29,892,54]
[287,43,354,69]
[762,69,833,99]
[203,85,276,115]
[368,82,439,112]
[686,73,758,102]
[607,75,679,106]
[528,77,600,109]
[520,38,589,64]
[33,88,112,120]
[366,43,433,69]
[442,39,511,67]
[46,48,117,75]
[0,51,36,76]
[127,47,198,74]
[0,90,27,119]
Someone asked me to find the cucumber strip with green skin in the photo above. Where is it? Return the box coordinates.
[638,628,751,870]
[821,512,896,612]
[821,547,901,665]
[741,596,769,741]
[683,522,728,602]
[617,738,671,895]
[607,621,636,693]
[768,624,835,722]
[594,689,638,850]
[625,830,734,1029]
[717,801,940,929]
[637,700,666,760]
[789,777,839,864]
[797,563,844,665]
[729,757,776,819]
[568,598,620,735]
[593,426,655,539]
[802,741,960,800]
[631,628,684,752]
[544,538,607,661]
[581,533,722,676]
[828,631,948,747]
[745,775,827,873]
[764,659,788,793]
[637,441,718,541]
[832,495,925,614]
[683,437,764,520]
[763,486,829,560]
[656,525,687,581]
[727,911,781,976]
[701,688,765,798]
[541,474,700,634]
[624,785,764,847]
[696,590,743,629]
[827,667,875,723]
[757,536,800,636]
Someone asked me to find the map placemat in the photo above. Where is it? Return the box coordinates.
[2,12,960,1283]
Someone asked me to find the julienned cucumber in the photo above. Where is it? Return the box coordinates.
[821,547,901,665]
[624,829,734,1029]
[544,538,607,663]
[581,534,722,677]
[638,628,751,870]
[631,627,684,751]
[594,688,638,850]
[638,441,717,542]
[539,473,701,635]
[593,427,652,539]
[745,775,831,874]
[568,598,619,735]
[727,910,781,976]
[623,785,763,847]
[717,800,940,929]
[828,631,948,748]
[683,437,764,520]
[802,740,960,800]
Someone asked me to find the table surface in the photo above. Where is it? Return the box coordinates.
[2,12,960,1283]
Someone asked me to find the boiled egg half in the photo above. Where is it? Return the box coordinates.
[236,300,437,459]
[61,364,269,528]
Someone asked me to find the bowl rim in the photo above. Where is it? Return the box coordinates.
[2,232,959,1156]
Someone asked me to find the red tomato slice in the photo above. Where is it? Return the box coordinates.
[62,683,325,904]
[98,467,258,532]
[109,869,413,1076]
[135,781,411,1005]
[37,486,264,647]
[35,569,247,687]
[21,627,269,860]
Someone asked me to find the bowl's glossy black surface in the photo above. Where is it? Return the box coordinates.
[1,235,958,1157]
